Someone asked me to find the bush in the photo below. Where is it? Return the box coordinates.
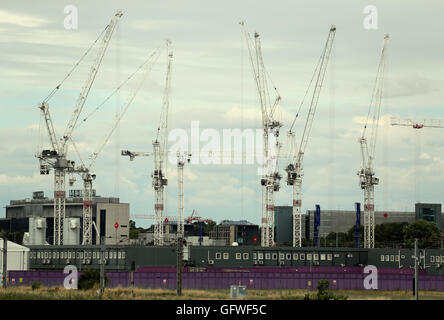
[305,279,347,300]
[78,269,108,290]
[31,282,41,290]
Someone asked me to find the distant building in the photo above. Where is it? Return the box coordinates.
[209,220,259,246]
[0,190,129,245]
[415,203,442,229]
[304,208,418,240]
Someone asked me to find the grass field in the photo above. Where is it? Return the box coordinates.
[0,286,444,300]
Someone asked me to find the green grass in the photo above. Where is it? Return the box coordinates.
[0,286,444,300]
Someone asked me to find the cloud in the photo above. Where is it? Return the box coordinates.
[0,10,49,28]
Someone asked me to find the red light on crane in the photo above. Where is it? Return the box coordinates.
[384,213,388,218]
[253,237,258,242]
[165,218,169,223]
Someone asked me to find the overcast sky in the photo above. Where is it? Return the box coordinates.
[1,0,444,228]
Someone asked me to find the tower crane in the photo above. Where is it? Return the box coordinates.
[37,11,122,245]
[286,25,336,247]
[240,21,283,247]
[391,118,444,129]
[176,152,192,239]
[121,42,173,246]
[358,34,390,249]
[68,45,162,245]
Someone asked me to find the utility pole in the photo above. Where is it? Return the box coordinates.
[414,238,419,300]
[2,234,7,289]
[100,236,105,297]
[177,236,183,296]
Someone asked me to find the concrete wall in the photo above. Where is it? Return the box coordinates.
[96,203,130,245]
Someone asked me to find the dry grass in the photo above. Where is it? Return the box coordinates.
[1,286,444,300]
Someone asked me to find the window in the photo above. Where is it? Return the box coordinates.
[265,253,271,260]
[80,252,84,259]
[347,253,353,258]
[334,254,340,258]
[45,252,48,259]
[122,251,125,259]
[243,253,249,260]
[381,255,385,262]
[385,255,389,262]
[56,252,59,259]
[215,252,222,260]
[114,252,117,259]
[395,255,400,262]
[441,256,444,263]
[258,253,264,260]
[293,253,298,261]
[105,252,108,259]
[327,254,332,261]
[320,254,326,261]
[279,253,285,260]
[272,253,277,260]
[118,251,122,260]
[390,255,394,262]
[286,253,291,260]
[236,253,242,260]
[307,254,312,261]
[300,253,305,261]
[93,252,97,259]
[437,256,440,263]
[313,254,319,261]
[37,252,40,259]
[253,253,257,260]
[431,256,435,263]
[223,253,229,260]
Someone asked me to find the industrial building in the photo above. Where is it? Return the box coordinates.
[416,203,442,229]
[274,206,293,244]
[305,203,444,240]
[0,191,129,245]
[209,220,260,246]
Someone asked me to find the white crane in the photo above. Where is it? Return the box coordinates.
[121,42,173,246]
[358,34,389,249]
[391,118,444,129]
[68,46,162,245]
[37,11,122,245]
[240,21,283,247]
[176,152,192,238]
[285,25,336,247]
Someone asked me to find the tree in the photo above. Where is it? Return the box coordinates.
[403,219,441,248]
[78,268,108,290]
[374,222,408,247]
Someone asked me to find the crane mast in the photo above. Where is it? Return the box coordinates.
[286,25,336,247]
[240,21,282,247]
[121,43,172,246]
[358,34,389,249]
[37,12,122,245]
[176,152,192,238]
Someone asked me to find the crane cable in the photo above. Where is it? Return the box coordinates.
[75,43,164,130]
[42,25,109,104]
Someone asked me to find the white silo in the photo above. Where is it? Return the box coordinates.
[63,218,80,245]
[28,217,46,245]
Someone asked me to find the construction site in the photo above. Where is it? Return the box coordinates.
[1,3,444,300]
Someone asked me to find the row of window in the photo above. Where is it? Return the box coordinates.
[380,255,401,262]
[380,254,444,264]
[215,252,339,261]
[431,256,444,263]
[31,250,125,261]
